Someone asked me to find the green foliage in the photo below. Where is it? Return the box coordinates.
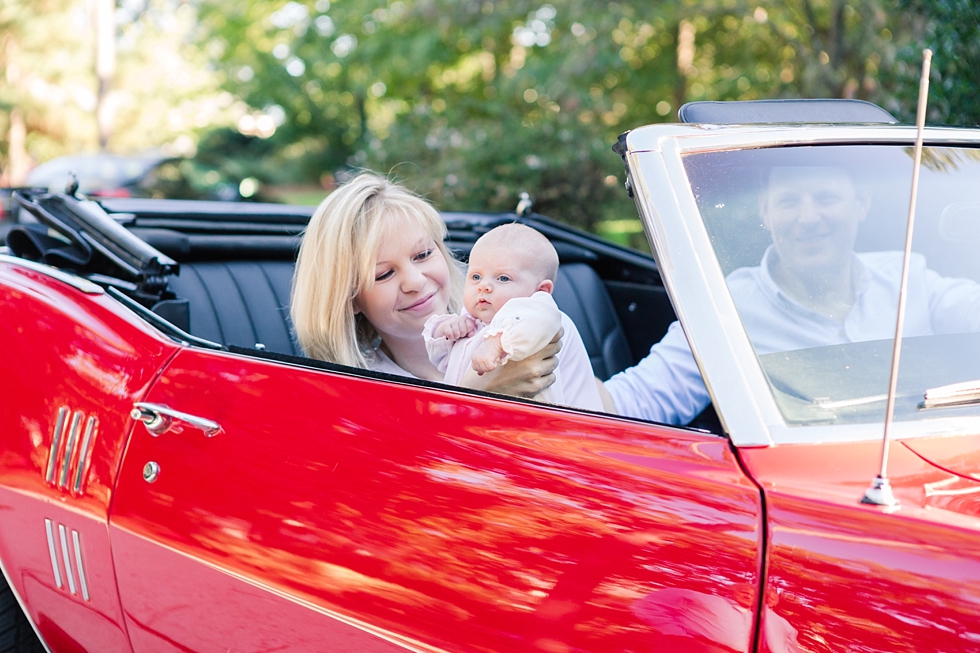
[8,0,974,236]
[893,0,980,125]
[196,0,920,235]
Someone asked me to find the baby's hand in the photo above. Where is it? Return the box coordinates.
[471,334,507,375]
[434,315,477,341]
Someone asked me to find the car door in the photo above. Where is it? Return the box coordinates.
[109,346,763,653]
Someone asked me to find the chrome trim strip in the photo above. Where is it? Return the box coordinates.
[58,411,83,489]
[72,416,98,494]
[0,545,54,653]
[44,519,62,589]
[0,253,103,294]
[58,524,76,596]
[45,407,69,485]
[71,530,90,601]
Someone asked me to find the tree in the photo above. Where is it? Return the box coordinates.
[197,0,917,241]
[0,0,97,183]
[892,0,980,125]
[0,0,243,184]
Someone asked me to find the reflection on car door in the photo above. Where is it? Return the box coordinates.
[109,347,763,652]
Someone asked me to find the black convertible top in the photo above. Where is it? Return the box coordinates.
[677,98,898,125]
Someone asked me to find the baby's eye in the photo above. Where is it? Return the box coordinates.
[470,273,482,282]
[497,275,511,283]
[375,269,394,282]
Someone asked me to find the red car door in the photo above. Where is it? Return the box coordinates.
[109,347,763,652]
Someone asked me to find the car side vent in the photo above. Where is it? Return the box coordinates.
[45,407,98,496]
[45,519,91,601]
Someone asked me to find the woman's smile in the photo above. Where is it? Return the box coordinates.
[401,291,437,312]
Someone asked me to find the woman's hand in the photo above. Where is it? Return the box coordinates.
[461,329,562,397]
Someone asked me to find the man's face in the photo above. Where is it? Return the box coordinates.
[761,166,870,281]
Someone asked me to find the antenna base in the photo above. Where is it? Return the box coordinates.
[861,475,900,507]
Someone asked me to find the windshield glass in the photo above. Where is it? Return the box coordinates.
[684,145,980,426]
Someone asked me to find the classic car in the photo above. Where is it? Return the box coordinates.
[1,99,979,653]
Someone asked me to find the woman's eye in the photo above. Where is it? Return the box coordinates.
[375,269,394,282]
[415,249,432,261]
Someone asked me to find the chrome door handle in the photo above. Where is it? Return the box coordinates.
[131,402,222,437]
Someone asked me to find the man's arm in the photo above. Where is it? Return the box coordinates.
[602,321,711,425]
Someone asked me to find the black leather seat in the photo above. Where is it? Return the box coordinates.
[169,259,633,380]
[553,263,632,380]
[167,261,300,356]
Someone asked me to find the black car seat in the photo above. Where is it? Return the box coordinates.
[167,259,633,380]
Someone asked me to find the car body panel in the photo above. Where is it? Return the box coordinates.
[0,259,179,652]
[109,347,762,652]
[739,441,980,652]
[904,433,980,480]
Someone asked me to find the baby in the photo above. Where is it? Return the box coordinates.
[423,223,604,411]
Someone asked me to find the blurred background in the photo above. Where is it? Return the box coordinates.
[1,0,977,248]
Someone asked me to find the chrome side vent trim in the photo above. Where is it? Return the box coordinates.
[44,519,90,601]
[58,524,76,596]
[72,530,90,601]
[45,408,98,495]
[73,416,98,494]
[45,407,69,485]
[44,519,62,589]
[58,412,83,490]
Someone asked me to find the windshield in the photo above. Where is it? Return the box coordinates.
[684,144,980,426]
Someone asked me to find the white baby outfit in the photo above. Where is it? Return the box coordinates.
[423,291,604,411]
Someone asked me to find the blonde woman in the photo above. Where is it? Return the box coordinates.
[291,172,559,395]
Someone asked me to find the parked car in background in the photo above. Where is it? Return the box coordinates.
[24,153,268,202]
[1,100,979,653]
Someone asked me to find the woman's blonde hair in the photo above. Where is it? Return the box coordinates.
[291,172,463,367]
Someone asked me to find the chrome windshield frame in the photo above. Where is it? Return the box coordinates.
[622,123,980,447]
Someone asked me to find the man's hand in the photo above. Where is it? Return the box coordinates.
[471,334,507,374]
[433,315,477,341]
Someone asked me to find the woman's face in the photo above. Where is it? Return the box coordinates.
[353,214,451,345]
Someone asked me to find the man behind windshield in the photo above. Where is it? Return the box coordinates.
[604,163,980,425]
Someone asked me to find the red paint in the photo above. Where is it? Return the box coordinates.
[109,347,762,652]
[740,440,980,653]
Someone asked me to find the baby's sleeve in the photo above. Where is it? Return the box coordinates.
[423,314,455,373]
[484,291,562,363]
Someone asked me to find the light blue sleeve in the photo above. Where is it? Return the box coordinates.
[603,321,711,425]
[916,257,980,334]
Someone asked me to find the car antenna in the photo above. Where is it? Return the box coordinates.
[861,48,933,508]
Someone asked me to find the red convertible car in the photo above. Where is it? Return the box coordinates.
[1,100,979,652]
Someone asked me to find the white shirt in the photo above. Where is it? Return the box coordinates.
[606,248,980,425]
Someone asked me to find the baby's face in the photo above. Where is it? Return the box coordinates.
[464,244,545,323]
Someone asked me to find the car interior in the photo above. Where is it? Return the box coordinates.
[7,190,725,432]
